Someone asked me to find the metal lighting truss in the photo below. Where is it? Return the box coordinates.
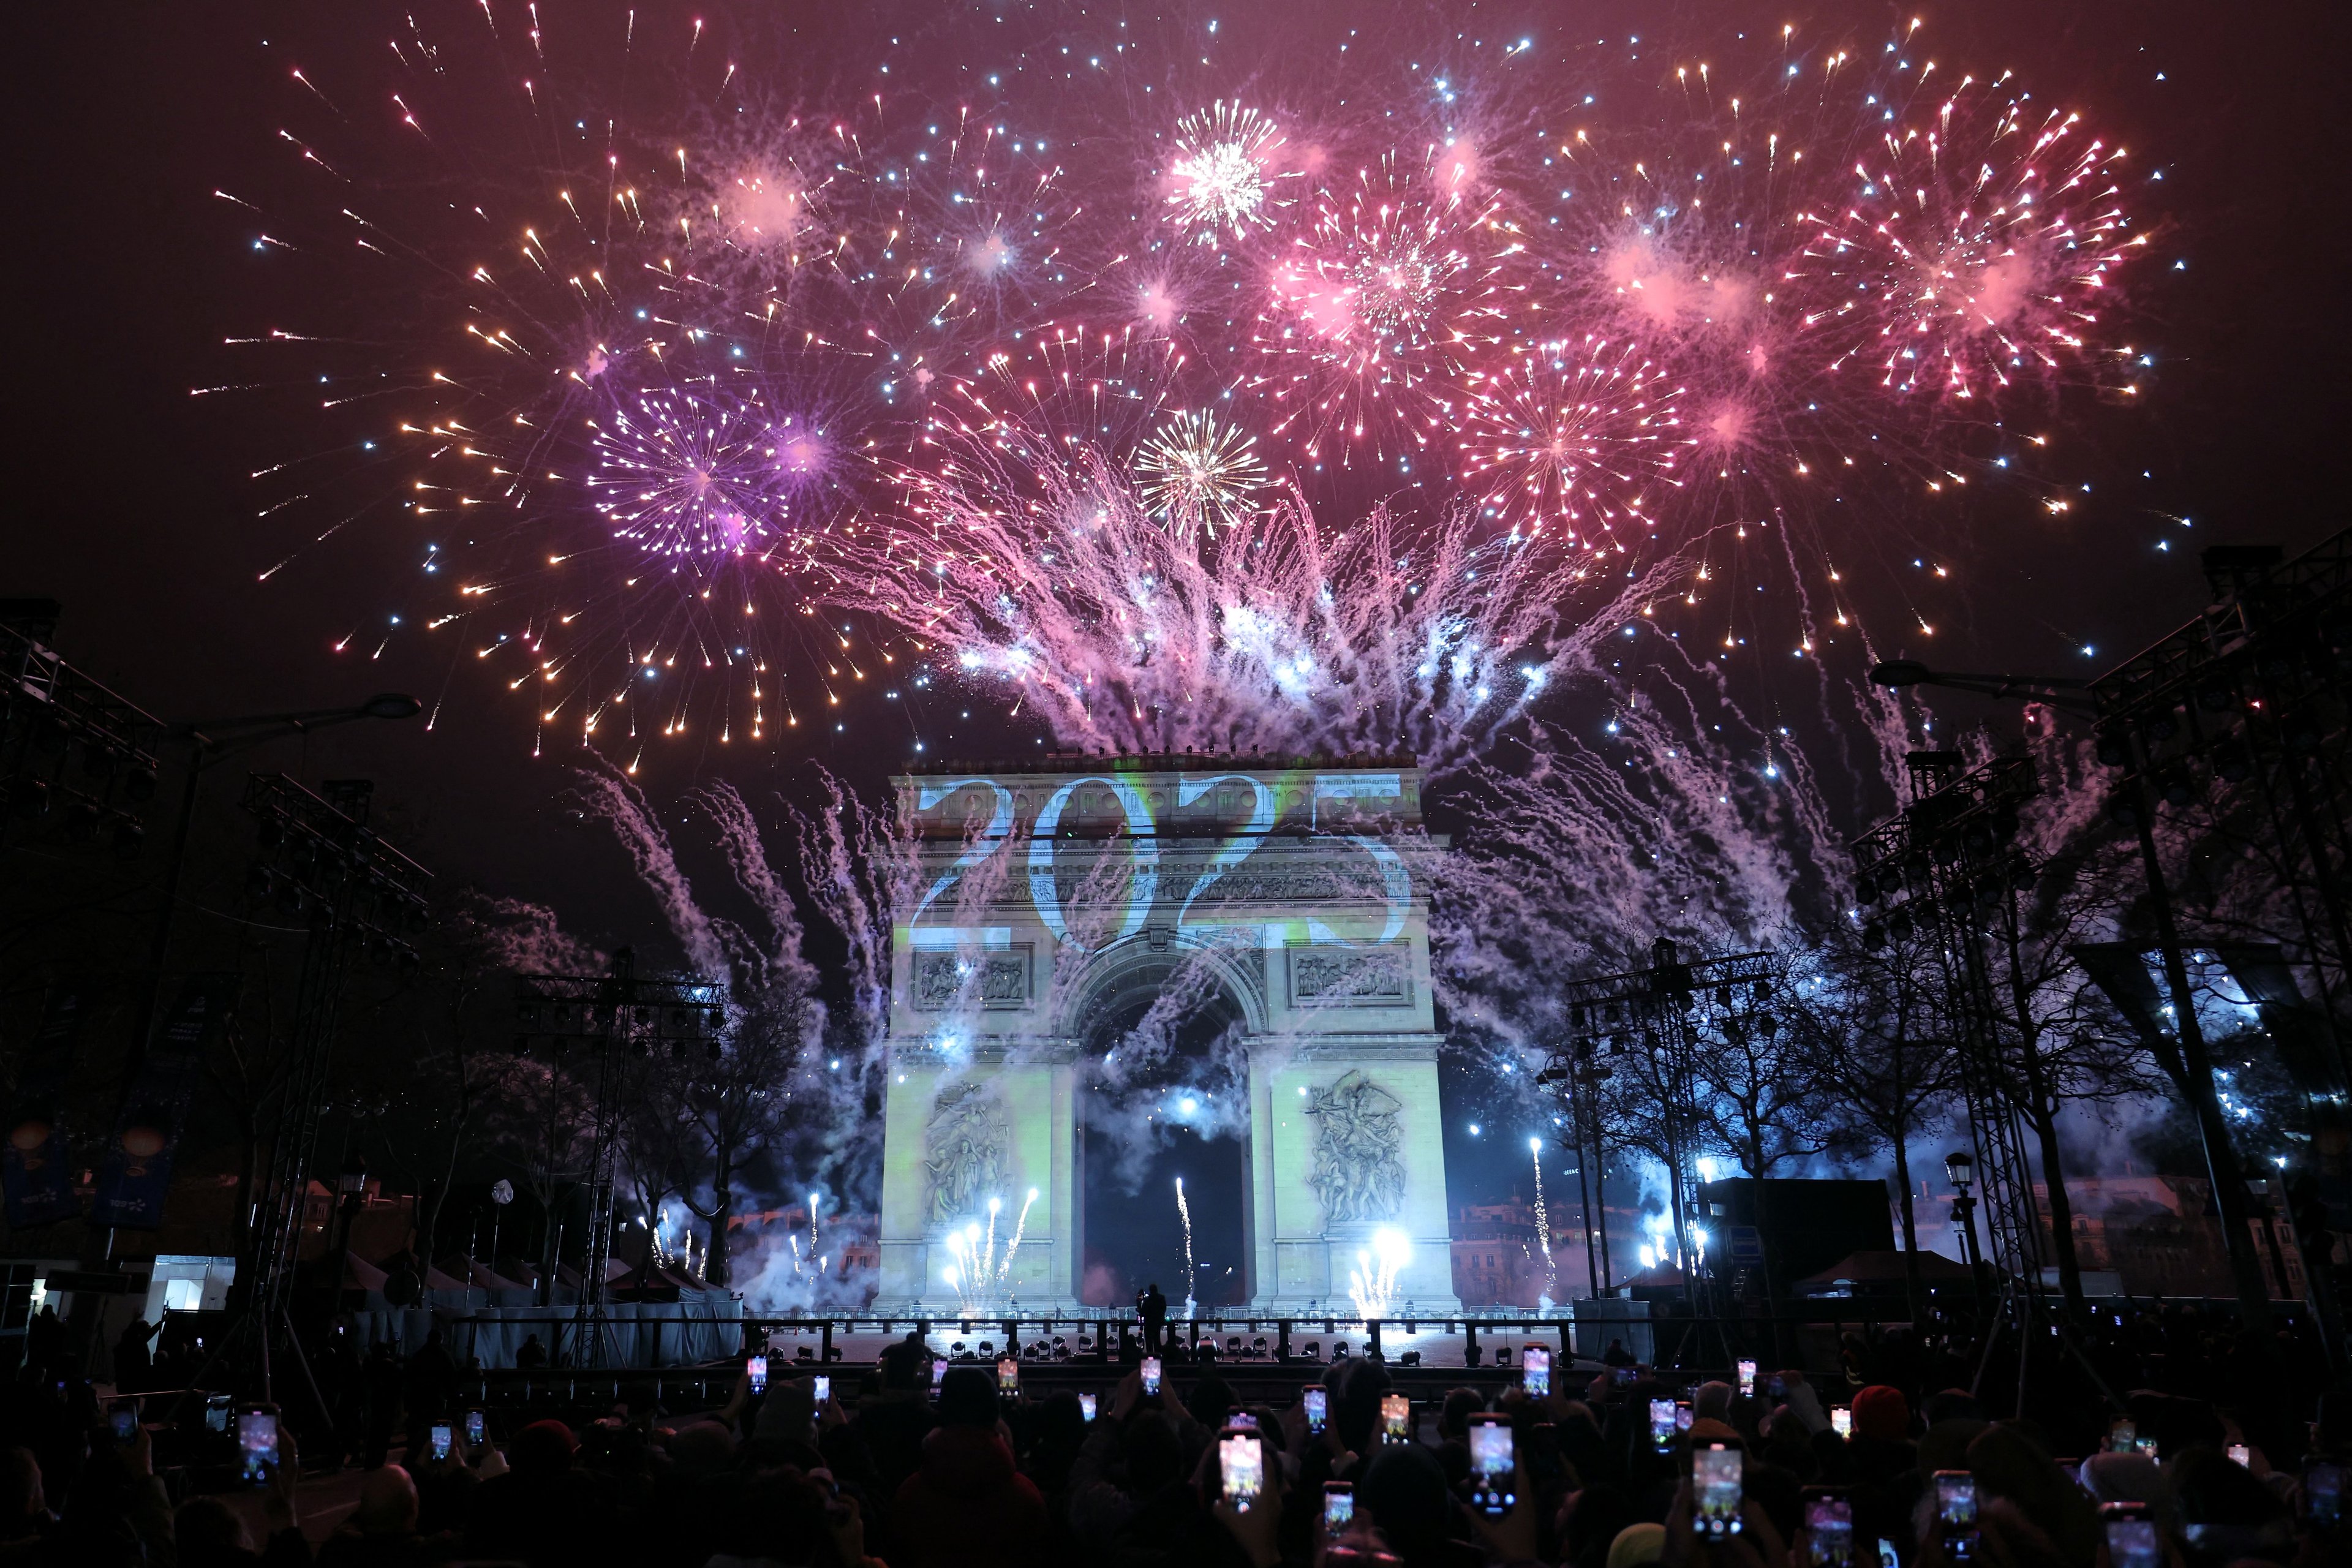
[513,950,726,1367]
[1851,750,2046,1295]
[1537,938,1777,1310]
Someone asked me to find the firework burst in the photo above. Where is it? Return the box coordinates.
[1458,334,1688,548]
[1787,80,2144,407]
[1133,409,1268,531]
[1166,102,1290,240]
[1250,149,1520,464]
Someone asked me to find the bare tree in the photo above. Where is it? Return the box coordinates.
[1796,924,1962,1317]
[1987,854,2162,1311]
[673,1000,802,1288]
[490,1055,600,1303]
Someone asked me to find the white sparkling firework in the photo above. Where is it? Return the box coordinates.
[1168,102,1286,238]
[1132,409,1269,530]
[940,1188,1038,1314]
[1347,1226,1411,1321]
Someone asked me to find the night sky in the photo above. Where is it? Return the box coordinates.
[12,0,2350,1233]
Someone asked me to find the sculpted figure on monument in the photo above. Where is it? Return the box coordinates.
[1303,1069,1407,1223]
[924,1083,1009,1225]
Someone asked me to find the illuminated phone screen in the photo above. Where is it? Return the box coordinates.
[1806,1496,1853,1567]
[1694,1446,1743,1537]
[1219,1433,1264,1511]
[238,1411,277,1487]
[1937,1472,1977,1528]
[1380,1393,1409,1441]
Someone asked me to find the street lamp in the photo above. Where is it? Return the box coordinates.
[1943,1152,1985,1289]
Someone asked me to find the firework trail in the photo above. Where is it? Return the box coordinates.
[941,1187,1038,1313]
[1529,1136,1556,1302]
[1175,1176,1197,1318]
[1346,1227,1410,1321]
[829,432,1684,772]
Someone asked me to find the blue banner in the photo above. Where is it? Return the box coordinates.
[90,976,236,1231]
[3,989,85,1228]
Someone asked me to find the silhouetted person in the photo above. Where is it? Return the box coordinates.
[513,1334,547,1371]
[111,1319,156,1392]
[1137,1281,1168,1357]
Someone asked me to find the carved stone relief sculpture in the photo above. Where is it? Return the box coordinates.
[1303,1068,1406,1223]
[924,1083,1010,1225]
[1290,946,1410,1005]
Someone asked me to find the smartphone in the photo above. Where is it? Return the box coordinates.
[1936,1471,1978,1561]
[1612,1365,1637,1387]
[1831,1406,1852,1438]
[1380,1393,1409,1442]
[932,1358,946,1393]
[1141,1357,1162,1397]
[2306,1459,2344,1523]
[997,1359,1018,1393]
[1523,1344,1551,1398]
[1737,1359,1757,1396]
[1080,1393,1097,1422]
[1649,1398,1677,1450]
[466,1409,486,1447]
[1324,1480,1354,1529]
[1877,1542,1899,1568]
[237,1409,278,1487]
[813,1374,831,1405]
[2106,1417,2135,1453]
[1227,1410,1259,1430]
[1219,1430,1264,1512]
[1304,1385,1329,1434]
[2226,1442,2249,1467]
[1694,1444,1743,1537]
[1768,1373,1787,1398]
[1804,1489,1853,1568]
[2102,1504,2159,1568]
[429,1423,452,1461]
[108,1401,138,1446]
[205,1394,233,1435]
[1676,1401,1695,1433]
[747,1355,769,1395]
[1468,1415,1515,1517]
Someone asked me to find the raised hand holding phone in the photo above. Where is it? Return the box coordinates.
[1694,1445,1744,1538]
[1803,1488,1853,1568]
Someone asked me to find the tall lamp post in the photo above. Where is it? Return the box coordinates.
[1943,1152,1985,1295]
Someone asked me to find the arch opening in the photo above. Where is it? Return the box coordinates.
[1074,951,1253,1314]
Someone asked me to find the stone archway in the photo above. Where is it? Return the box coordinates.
[872,760,1461,1316]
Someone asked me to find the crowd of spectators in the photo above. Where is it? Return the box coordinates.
[0,1298,2340,1567]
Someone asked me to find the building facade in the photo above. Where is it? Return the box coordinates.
[875,756,1461,1314]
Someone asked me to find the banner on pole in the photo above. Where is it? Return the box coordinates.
[3,989,85,1228]
[90,975,237,1231]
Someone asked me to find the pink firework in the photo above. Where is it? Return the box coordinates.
[1787,77,2144,407]
[1250,150,1520,465]
[1457,335,1688,550]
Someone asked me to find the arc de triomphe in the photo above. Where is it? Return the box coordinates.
[873,756,1461,1315]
